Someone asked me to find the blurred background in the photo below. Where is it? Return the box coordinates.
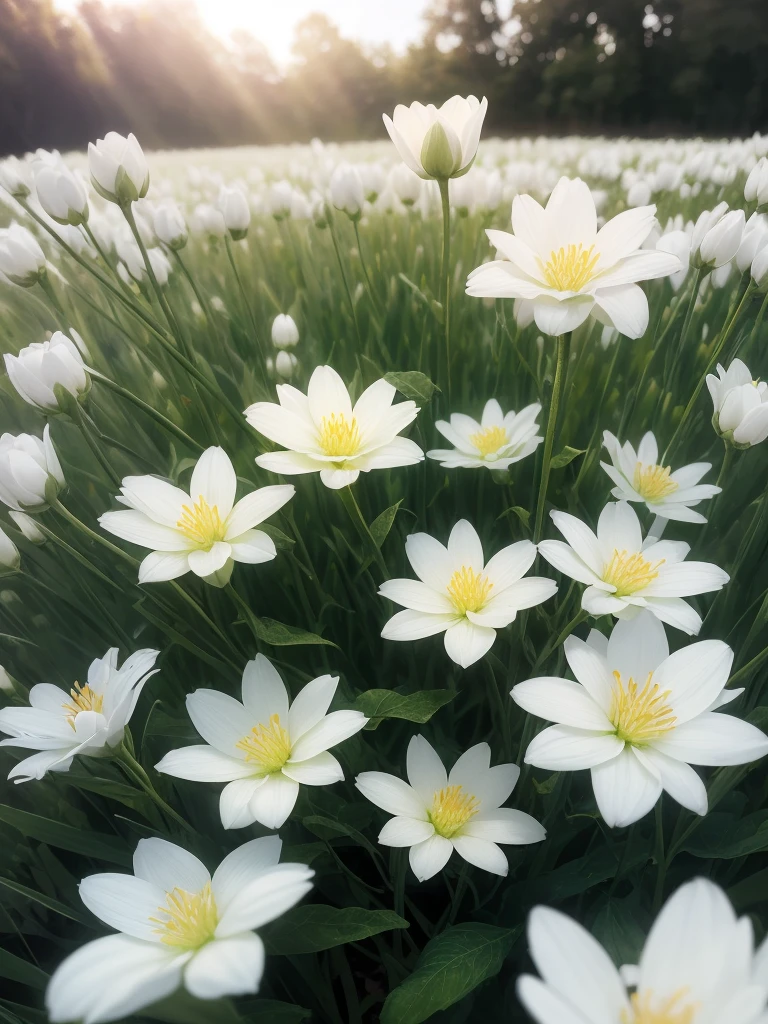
[1,0,767,157]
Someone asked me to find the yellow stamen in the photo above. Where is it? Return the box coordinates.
[447,566,493,614]
[610,670,676,745]
[633,463,679,502]
[602,549,664,597]
[318,413,361,458]
[429,785,479,838]
[469,424,508,458]
[176,495,225,548]
[149,882,218,950]
[235,713,291,773]
[621,988,697,1024]
[539,243,600,291]
[61,682,104,729]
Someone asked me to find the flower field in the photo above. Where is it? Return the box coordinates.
[1,104,768,1022]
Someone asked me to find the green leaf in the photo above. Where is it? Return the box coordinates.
[0,804,132,866]
[302,815,379,858]
[0,876,91,925]
[258,523,295,550]
[380,923,519,1024]
[353,689,456,730]
[498,506,530,530]
[240,1001,311,1023]
[370,501,402,549]
[591,901,646,967]
[683,811,768,859]
[139,990,242,1024]
[384,371,440,404]
[262,905,408,955]
[250,617,337,648]
[550,446,585,470]
[0,948,48,990]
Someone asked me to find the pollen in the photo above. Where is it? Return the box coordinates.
[150,882,218,950]
[602,549,664,597]
[610,670,676,745]
[539,243,600,291]
[633,463,679,502]
[318,413,361,458]
[469,424,508,458]
[61,682,104,729]
[429,785,480,838]
[621,988,697,1024]
[176,495,225,548]
[447,566,493,614]
[235,713,292,773]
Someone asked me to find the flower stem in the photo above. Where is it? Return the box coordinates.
[533,331,571,543]
[92,372,204,452]
[339,486,388,578]
[652,800,666,912]
[327,209,363,347]
[116,745,195,834]
[531,607,587,673]
[352,219,381,315]
[224,235,266,363]
[438,178,452,402]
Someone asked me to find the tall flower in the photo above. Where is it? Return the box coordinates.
[0,224,47,287]
[356,736,545,881]
[427,399,543,471]
[0,648,159,783]
[538,501,729,634]
[99,447,294,587]
[708,358,768,448]
[0,425,65,512]
[512,613,768,827]
[34,159,89,227]
[156,654,367,829]
[379,520,557,668]
[88,132,149,205]
[518,878,768,1024]
[383,96,488,181]
[46,836,314,1023]
[601,430,719,523]
[466,177,680,338]
[245,366,423,489]
[4,331,91,412]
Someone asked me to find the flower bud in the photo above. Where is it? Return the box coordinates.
[420,122,462,180]
[751,246,768,290]
[0,157,31,199]
[695,209,745,269]
[707,359,768,448]
[330,163,364,219]
[0,526,20,573]
[271,314,299,349]
[0,425,65,511]
[0,665,14,693]
[4,331,90,412]
[192,203,226,239]
[626,180,652,207]
[275,351,298,379]
[0,225,46,287]
[745,157,768,209]
[735,214,768,273]
[33,161,88,227]
[268,181,294,220]
[153,202,187,250]
[358,163,386,203]
[390,164,422,206]
[384,96,487,180]
[10,511,45,544]
[217,186,250,240]
[88,132,149,205]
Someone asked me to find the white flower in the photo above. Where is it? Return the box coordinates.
[753,244,768,289]
[383,96,487,181]
[427,399,543,471]
[745,156,768,208]
[155,654,367,829]
[99,447,294,587]
[0,424,65,512]
[0,524,20,572]
[0,224,46,287]
[329,163,364,218]
[356,736,545,881]
[0,647,159,783]
[513,612,768,827]
[4,331,90,412]
[275,351,298,379]
[192,203,226,238]
[389,163,422,205]
[119,244,172,287]
[271,314,299,349]
[358,162,386,203]
[736,212,768,272]
[34,160,89,227]
[245,365,423,490]
[466,177,680,338]
[601,430,719,523]
[695,208,745,268]
[46,835,314,1024]
[707,358,768,447]
[518,878,768,1024]
[88,132,149,205]
[9,510,45,544]
[153,202,187,250]
[0,156,31,199]
[380,520,557,668]
[538,501,729,634]
[217,186,250,240]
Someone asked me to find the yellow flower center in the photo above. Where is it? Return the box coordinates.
[176,495,225,549]
[539,243,600,291]
[602,549,664,597]
[610,670,676,745]
[235,713,292,773]
[447,566,493,614]
[149,883,218,950]
[61,682,104,729]
[622,988,697,1024]
[429,785,480,838]
[633,463,679,502]
[318,413,361,458]
[469,424,508,458]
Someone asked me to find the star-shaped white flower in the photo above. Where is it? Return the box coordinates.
[427,399,543,471]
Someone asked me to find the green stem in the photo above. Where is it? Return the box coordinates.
[338,486,388,577]
[116,745,195,834]
[438,179,452,401]
[352,219,381,315]
[92,373,204,452]
[74,413,122,489]
[533,332,571,543]
[53,498,138,567]
[225,235,266,362]
[653,800,666,912]
[663,267,703,392]
[486,659,512,761]
[327,209,363,347]
[448,862,469,924]
[38,272,71,329]
[532,608,588,673]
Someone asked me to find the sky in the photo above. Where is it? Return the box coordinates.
[54,0,432,66]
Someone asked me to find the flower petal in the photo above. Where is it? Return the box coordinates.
[155,745,254,782]
[356,771,427,819]
[591,747,662,827]
[132,838,209,894]
[525,725,624,771]
[409,834,453,881]
[184,933,264,1000]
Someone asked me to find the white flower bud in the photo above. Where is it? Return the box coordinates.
[192,203,226,238]
[390,164,422,206]
[690,203,728,263]
[275,351,298,379]
[696,209,745,269]
[735,214,768,273]
[330,163,364,219]
[0,425,65,511]
[153,202,187,249]
[0,665,14,693]
[88,132,149,205]
[751,244,768,289]
[0,225,46,287]
[358,163,386,203]
[33,161,88,227]
[707,359,768,448]
[4,331,90,412]
[268,181,294,220]
[0,525,20,572]
[627,180,652,207]
[217,186,250,240]
[384,96,487,180]
[745,157,768,208]
[271,314,299,349]
[10,511,45,544]
[0,157,31,199]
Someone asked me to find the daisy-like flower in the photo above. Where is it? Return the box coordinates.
[427,399,543,471]
[518,877,768,1024]
[99,447,294,587]
[466,176,680,338]
[46,836,314,1024]
[538,501,729,634]
[356,736,545,881]
[708,358,768,448]
[155,654,367,830]
[244,365,423,490]
[512,612,768,827]
[0,648,159,783]
[379,520,557,669]
[602,430,720,523]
